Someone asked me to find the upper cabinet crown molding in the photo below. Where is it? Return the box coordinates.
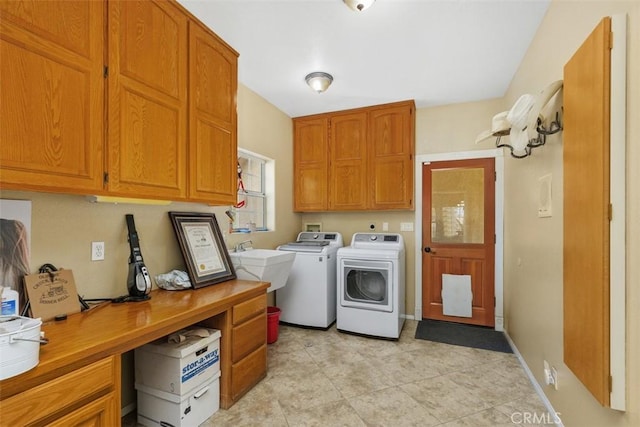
[293,100,415,212]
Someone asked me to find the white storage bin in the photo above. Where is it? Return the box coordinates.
[135,327,220,396]
[137,371,220,427]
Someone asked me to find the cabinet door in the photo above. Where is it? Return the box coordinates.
[48,393,118,427]
[293,118,328,211]
[0,1,104,193]
[329,112,368,210]
[188,21,238,204]
[107,0,188,200]
[368,102,415,209]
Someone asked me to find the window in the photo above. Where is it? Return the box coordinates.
[232,149,274,232]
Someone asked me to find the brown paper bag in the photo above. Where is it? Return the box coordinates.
[23,270,81,321]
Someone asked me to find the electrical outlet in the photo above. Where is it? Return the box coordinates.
[91,241,105,261]
[551,366,558,390]
[543,360,552,385]
[382,222,389,231]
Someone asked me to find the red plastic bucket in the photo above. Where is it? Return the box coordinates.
[267,306,281,344]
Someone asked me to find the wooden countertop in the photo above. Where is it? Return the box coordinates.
[0,280,269,399]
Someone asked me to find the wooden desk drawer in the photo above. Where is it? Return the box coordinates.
[0,356,116,426]
[231,344,267,401]
[232,294,266,325]
[232,312,267,363]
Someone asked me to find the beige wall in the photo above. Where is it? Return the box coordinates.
[502,1,640,426]
[0,82,299,409]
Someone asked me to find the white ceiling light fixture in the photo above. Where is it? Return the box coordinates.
[343,0,376,12]
[305,72,333,93]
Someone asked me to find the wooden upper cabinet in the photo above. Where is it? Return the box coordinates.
[188,21,238,204]
[0,0,104,193]
[293,100,415,212]
[369,102,415,209]
[329,112,368,210]
[293,118,329,211]
[107,0,188,200]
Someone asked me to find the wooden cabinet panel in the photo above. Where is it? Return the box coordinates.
[0,0,104,193]
[369,103,415,209]
[107,0,188,199]
[232,293,266,325]
[188,21,238,204]
[563,17,611,407]
[329,112,368,210]
[0,356,116,426]
[232,312,267,363]
[294,117,329,211]
[231,344,267,401]
[48,393,118,427]
[293,101,414,211]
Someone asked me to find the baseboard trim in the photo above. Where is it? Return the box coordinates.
[504,331,564,427]
[121,402,136,417]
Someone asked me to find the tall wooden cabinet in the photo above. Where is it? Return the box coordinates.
[188,20,238,204]
[293,117,329,211]
[369,103,415,210]
[293,100,415,212]
[0,0,105,193]
[108,0,188,200]
[0,0,238,205]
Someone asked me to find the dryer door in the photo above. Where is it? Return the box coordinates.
[339,258,393,312]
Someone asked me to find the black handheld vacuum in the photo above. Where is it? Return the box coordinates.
[126,214,151,300]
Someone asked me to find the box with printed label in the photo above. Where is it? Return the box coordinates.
[137,371,220,427]
[135,327,220,396]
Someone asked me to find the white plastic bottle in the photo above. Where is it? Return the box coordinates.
[1,287,19,316]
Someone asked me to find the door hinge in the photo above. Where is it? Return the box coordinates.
[609,31,614,50]
[103,172,109,184]
[494,234,496,244]
[609,375,613,392]
[494,171,497,181]
[103,66,109,78]
[609,203,613,221]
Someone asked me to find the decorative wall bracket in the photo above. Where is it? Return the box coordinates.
[495,110,563,159]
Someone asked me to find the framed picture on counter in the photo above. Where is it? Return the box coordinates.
[168,212,236,289]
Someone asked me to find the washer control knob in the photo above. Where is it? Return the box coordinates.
[313,234,319,239]
[370,235,378,241]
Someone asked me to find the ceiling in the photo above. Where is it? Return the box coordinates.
[177,0,550,118]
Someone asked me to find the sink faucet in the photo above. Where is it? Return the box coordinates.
[234,240,253,252]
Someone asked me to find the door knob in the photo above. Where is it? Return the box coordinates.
[424,247,436,254]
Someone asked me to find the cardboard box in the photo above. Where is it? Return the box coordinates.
[137,372,220,427]
[135,327,220,396]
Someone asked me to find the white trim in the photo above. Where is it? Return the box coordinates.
[609,13,627,411]
[504,332,564,427]
[121,402,136,417]
[414,149,504,330]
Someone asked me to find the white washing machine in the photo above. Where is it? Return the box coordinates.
[276,232,343,328]
[336,233,405,339]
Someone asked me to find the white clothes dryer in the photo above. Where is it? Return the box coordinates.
[336,233,405,339]
[276,232,343,328]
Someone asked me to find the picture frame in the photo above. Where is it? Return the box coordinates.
[168,212,236,289]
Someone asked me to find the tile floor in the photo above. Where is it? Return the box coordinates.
[126,320,549,426]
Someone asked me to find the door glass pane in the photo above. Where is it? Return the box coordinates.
[431,168,484,244]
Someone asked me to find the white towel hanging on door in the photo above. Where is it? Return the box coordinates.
[441,274,473,317]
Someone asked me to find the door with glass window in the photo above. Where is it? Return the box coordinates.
[422,158,495,326]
